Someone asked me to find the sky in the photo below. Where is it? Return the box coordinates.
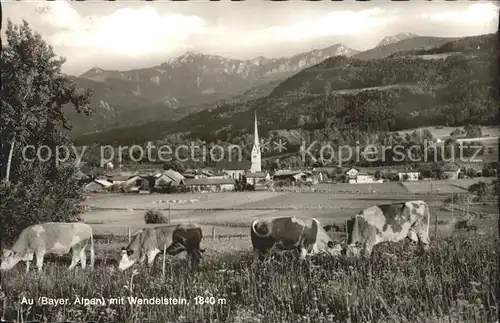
[2,1,498,76]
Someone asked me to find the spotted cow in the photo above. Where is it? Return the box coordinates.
[250,217,342,261]
[119,223,204,271]
[1,222,95,273]
[342,200,431,257]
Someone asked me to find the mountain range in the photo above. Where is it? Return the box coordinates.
[73,31,498,149]
[68,43,359,134]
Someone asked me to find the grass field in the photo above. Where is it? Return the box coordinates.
[1,191,498,322]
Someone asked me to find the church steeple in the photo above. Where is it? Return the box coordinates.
[250,110,261,173]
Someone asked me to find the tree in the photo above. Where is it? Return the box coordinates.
[0,20,93,243]
[463,124,482,138]
[163,160,185,173]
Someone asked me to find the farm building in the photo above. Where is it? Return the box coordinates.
[349,172,377,184]
[440,163,461,179]
[185,178,236,192]
[153,173,175,189]
[398,171,421,181]
[163,169,186,185]
[214,160,251,180]
[126,175,152,190]
[106,175,129,185]
[84,179,112,193]
[273,170,311,184]
[246,171,271,185]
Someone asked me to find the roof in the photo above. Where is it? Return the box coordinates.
[164,169,186,182]
[247,171,268,178]
[211,172,227,177]
[344,167,359,174]
[273,170,306,177]
[440,163,460,171]
[107,175,129,181]
[185,178,236,185]
[91,179,113,188]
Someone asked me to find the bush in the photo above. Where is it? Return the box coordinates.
[144,210,168,224]
[0,163,85,245]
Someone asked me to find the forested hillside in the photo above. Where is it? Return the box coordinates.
[170,32,498,143]
[75,32,498,170]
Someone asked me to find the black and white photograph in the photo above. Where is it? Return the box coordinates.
[1,0,499,322]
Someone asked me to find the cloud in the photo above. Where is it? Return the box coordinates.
[421,3,498,24]
[37,2,212,56]
[266,8,397,41]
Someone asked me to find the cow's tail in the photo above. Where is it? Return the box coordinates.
[89,228,95,269]
[251,218,272,238]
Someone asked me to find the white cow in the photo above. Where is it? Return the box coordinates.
[1,222,95,273]
[339,200,431,257]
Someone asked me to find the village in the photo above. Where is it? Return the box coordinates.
[79,113,497,195]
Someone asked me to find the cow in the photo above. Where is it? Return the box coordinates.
[250,217,342,261]
[340,200,431,258]
[119,223,205,271]
[0,222,95,273]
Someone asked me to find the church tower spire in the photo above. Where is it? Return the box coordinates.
[250,110,261,173]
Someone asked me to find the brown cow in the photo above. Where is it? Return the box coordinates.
[119,223,204,271]
[251,217,342,261]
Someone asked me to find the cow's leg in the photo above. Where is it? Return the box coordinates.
[79,244,88,269]
[299,247,308,261]
[414,224,430,253]
[24,252,34,273]
[68,247,81,271]
[362,242,374,258]
[189,250,201,270]
[35,250,45,273]
[146,249,160,267]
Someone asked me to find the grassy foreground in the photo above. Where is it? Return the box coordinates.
[1,233,498,323]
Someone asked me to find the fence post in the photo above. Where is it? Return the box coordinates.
[212,227,215,240]
[162,244,167,277]
[128,226,131,243]
[168,203,171,226]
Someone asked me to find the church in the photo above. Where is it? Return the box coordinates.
[246,111,270,186]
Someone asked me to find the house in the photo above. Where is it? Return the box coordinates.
[246,171,271,185]
[344,167,359,178]
[214,160,251,180]
[440,163,461,179]
[348,172,380,184]
[273,170,309,184]
[126,175,152,191]
[185,178,236,192]
[84,179,112,193]
[210,172,228,179]
[153,173,175,189]
[163,169,186,185]
[398,171,421,181]
[106,175,130,185]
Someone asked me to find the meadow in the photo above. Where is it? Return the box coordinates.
[1,189,498,322]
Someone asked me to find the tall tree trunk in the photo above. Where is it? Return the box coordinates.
[5,140,15,183]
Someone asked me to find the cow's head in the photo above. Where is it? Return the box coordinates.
[0,249,23,271]
[118,247,137,271]
[324,241,343,256]
[343,244,362,257]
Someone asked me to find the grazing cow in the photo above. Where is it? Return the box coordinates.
[341,200,431,257]
[250,217,342,261]
[0,222,95,273]
[119,223,204,271]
